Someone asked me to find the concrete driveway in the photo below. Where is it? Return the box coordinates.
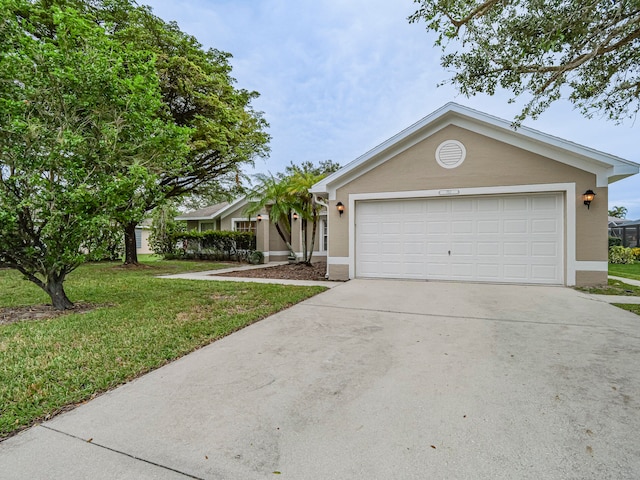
[2,280,639,479]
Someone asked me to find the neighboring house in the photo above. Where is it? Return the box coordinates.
[309,102,639,286]
[609,219,640,248]
[135,218,153,255]
[176,200,327,263]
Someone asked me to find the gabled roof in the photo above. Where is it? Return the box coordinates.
[310,102,640,198]
[175,202,229,221]
[176,195,255,222]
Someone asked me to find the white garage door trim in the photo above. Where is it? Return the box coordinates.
[348,183,577,285]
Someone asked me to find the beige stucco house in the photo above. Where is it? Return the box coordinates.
[309,103,639,286]
[176,200,328,263]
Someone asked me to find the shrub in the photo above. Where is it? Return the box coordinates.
[171,230,256,261]
[149,204,185,257]
[609,236,623,247]
[609,246,636,264]
[632,248,640,262]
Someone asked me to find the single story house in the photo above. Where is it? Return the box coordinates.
[135,219,153,255]
[309,103,639,286]
[176,200,328,263]
[609,219,640,248]
[178,103,638,286]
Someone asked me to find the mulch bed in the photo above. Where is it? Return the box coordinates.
[214,261,330,281]
[0,303,102,326]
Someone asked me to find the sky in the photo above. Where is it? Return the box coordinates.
[142,0,640,219]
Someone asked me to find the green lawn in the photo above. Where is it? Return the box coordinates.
[615,304,640,315]
[576,278,640,296]
[609,263,640,281]
[0,260,325,438]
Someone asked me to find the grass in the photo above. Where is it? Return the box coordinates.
[576,278,640,296]
[615,304,640,315]
[0,259,326,439]
[609,263,640,281]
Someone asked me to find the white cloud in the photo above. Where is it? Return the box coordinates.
[143,0,640,218]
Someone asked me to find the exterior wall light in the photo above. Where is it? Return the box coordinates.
[257,214,262,222]
[583,190,596,209]
[336,201,345,216]
[292,212,299,221]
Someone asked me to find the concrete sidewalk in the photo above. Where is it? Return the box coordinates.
[2,280,639,479]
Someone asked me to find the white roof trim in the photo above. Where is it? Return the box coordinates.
[176,197,249,221]
[310,102,639,197]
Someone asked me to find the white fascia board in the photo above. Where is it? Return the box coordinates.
[213,197,249,219]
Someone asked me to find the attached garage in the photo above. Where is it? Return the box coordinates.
[310,103,640,287]
[355,194,563,284]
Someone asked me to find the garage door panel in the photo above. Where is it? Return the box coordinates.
[504,219,528,234]
[452,221,473,234]
[452,199,474,213]
[532,242,557,257]
[532,195,559,210]
[451,263,474,277]
[477,242,500,256]
[451,242,473,255]
[426,199,449,213]
[503,242,527,256]
[478,220,500,234]
[427,221,449,234]
[503,197,528,211]
[477,263,500,279]
[531,265,558,282]
[356,194,563,284]
[531,218,559,233]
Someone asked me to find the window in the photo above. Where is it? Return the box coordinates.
[234,220,256,234]
[135,230,142,249]
[200,222,215,231]
[321,219,328,251]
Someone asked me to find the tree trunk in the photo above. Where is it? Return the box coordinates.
[45,276,74,310]
[123,221,139,265]
[307,212,318,265]
[302,218,308,263]
[274,221,296,259]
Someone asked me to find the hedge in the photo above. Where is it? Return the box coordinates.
[171,230,257,261]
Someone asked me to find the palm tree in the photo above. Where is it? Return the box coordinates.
[245,173,297,258]
[287,171,326,265]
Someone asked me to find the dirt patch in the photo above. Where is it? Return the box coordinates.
[0,303,103,326]
[214,261,330,281]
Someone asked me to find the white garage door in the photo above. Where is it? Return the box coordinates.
[355,194,564,284]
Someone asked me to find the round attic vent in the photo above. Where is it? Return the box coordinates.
[435,140,466,169]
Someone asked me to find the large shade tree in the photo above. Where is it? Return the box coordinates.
[409,0,640,123]
[112,4,270,264]
[0,0,188,309]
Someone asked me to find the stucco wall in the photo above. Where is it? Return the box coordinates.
[220,204,253,230]
[329,125,607,285]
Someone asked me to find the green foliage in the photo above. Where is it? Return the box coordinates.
[608,206,629,218]
[609,236,623,247]
[0,0,188,308]
[0,259,325,437]
[285,159,341,177]
[107,3,270,259]
[632,247,640,262]
[245,160,339,263]
[84,223,124,262]
[172,230,256,261]
[410,0,640,122]
[149,204,186,257]
[609,246,636,264]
